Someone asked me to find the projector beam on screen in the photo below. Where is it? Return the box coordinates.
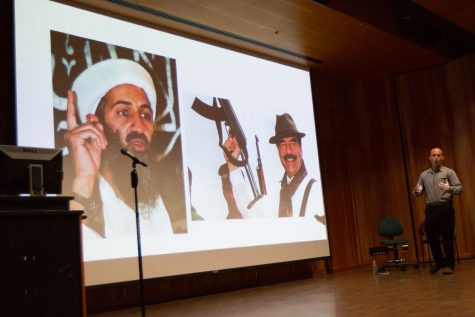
[14,0,329,286]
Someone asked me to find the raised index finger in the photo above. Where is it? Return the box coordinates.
[67,90,78,130]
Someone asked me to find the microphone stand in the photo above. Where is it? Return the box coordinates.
[129,161,146,317]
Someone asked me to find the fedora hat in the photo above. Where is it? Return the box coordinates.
[269,113,305,144]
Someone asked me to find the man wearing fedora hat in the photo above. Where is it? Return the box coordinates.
[221,113,325,221]
[64,58,175,238]
[270,113,310,217]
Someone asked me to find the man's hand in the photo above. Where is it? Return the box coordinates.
[223,133,241,172]
[437,179,450,192]
[64,90,108,198]
[413,183,423,195]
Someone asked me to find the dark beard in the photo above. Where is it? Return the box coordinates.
[101,131,160,217]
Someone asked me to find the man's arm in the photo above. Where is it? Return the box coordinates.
[220,134,276,218]
[448,169,462,195]
[218,164,242,219]
[64,90,107,204]
[304,179,326,224]
[412,173,425,197]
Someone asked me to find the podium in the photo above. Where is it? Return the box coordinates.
[0,195,86,317]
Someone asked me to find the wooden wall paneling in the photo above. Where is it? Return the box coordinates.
[445,55,475,254]
[312,75,413,271]
[396,65,451,239]
[395,58,475,259]
[312,77,363,270]
[350,77,415,263]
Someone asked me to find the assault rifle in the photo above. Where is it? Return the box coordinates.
[255,135,267,196]
[191,97,263,208]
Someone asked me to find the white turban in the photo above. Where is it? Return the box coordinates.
[71,59,157,123]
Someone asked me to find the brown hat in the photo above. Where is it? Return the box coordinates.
[269,113,306,144]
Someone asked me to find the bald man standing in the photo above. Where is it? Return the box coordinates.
[413,148,462,275]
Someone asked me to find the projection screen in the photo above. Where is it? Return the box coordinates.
[14,0,329,286]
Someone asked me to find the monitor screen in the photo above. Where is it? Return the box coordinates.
[0,145,63,195]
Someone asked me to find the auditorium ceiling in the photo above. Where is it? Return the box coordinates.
[64,0,475,79]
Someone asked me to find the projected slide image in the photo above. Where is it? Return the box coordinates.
[184,95,326,223]
[14,0,329,285]
[50,31,187,238]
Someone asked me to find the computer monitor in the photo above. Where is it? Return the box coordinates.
[0,145,63,195]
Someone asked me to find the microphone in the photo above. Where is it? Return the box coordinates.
[120,148,148,167]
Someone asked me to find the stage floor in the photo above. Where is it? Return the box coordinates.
[90,259,475,317]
